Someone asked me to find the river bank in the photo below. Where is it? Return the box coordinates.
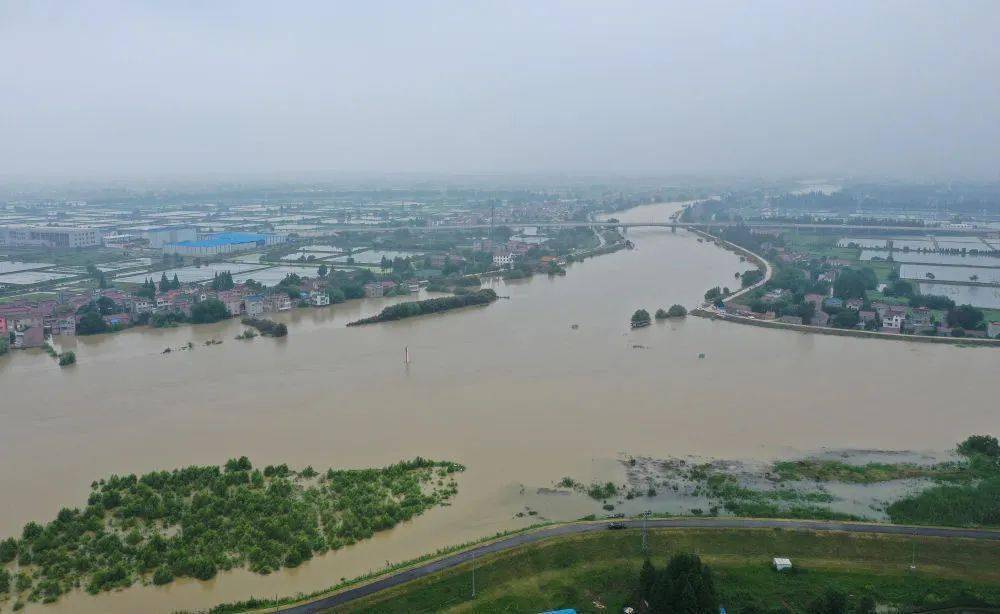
[693,307,1000,346]
[314,525,1000,614]
[689,226,1000,347]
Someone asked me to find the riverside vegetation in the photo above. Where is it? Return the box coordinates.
[558,435,1000,527]
[0,457,463,607]
[346,288,498,326]
[240,317,288,337]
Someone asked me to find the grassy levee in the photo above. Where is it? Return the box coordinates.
[331,528,1000,613]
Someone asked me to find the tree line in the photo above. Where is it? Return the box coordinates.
[347,289,498,326]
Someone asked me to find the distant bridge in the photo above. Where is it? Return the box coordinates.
[321,221,1000,237]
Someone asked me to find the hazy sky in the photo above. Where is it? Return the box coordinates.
[2,1,999,179]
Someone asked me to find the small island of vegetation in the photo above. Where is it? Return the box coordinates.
[631,309,651,328]
[347,289,498,326]
[240,317,288,337]
[0,457,463,606]
[655,305,688,319]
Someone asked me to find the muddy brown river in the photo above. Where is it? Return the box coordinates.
[1,202,997,613]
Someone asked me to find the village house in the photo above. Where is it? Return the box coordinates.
[762,288,789,302]
[804,293,825,309]
[363,282,383,298]
[309,291,330,307]
[881,314,904,334]
[811,310,830,327]
[14,325,44,348]
[265,293,291,312]
[845,298,864,311]
[472,238,494,252]
[858,310,877,325]
[49,316,76,336]
[823,297,843,310]
[215,290,244,316]
[987,321,1000,339]
[244,295,265,316]
[871,302,890,319]
[887,305,908,319]
[0,316,7,337]
[130,299,155,314]
[505,240,532,256]
[910,307,932,331]
[103,313,132,328]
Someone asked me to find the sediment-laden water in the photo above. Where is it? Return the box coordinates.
[1,202,997,613]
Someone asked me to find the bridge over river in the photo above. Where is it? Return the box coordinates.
[318,220,1000,238]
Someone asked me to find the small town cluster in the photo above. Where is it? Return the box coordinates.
[701,226,1000,340]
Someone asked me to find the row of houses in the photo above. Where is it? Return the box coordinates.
[0,278,334,349]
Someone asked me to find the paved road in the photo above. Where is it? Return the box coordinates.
[279,518,1000,613]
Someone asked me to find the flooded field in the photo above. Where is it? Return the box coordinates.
[0,261,55,274]
[838,238,888,249]
[917,281,1000,308]
[900,264,1000,284]
[0,270,75,285]
[116,263,264,284]
[863,250,1000,267]
[331,249,423,264]
[2,202,999,613]
[232,265,324,285]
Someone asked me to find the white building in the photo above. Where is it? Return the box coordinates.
[138,226,198,248]
[244,296,265,316]
[0,225,101,248]
[881,314,904,333]
[987,321,1000,339]
[493,253,515,267]
[310,291,330,307]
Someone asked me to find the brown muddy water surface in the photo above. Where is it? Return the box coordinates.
[1,203,998,613]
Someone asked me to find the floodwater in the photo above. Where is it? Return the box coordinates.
[1,202,999,613]
[917,281,1000,309]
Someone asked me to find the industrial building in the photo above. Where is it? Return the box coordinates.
[162,232,284,256]
[0,225,102,248]
[132,226,198,248]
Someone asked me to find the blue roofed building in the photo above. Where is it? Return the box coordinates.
[163,232,285,256]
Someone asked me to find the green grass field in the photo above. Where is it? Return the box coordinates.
[332,528,1000,613]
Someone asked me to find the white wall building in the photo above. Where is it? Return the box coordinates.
[0,225,101,248]
[493,253,515,267]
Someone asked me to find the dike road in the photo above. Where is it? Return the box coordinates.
[278,517,1000,613]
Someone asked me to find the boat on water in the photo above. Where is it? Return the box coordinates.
[631,320,651,329]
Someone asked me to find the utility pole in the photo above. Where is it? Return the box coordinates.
[471,548,477,598]
[641,510,650,553]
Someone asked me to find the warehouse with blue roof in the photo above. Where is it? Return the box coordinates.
[162,232,285,256]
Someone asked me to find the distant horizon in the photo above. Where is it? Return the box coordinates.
[2,170,998,189]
